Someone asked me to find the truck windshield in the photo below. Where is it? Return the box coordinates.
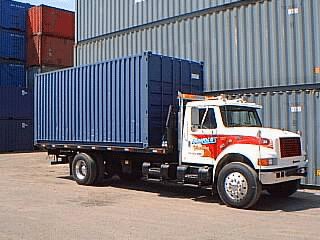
[220,106,262,127]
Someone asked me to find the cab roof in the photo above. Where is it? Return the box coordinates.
[186,99,262,109]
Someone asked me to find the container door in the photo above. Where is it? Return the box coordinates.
[182,107,217,166]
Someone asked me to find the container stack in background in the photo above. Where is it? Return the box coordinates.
[0,0,34,152]
[74,0,320,186]
[0,2,75,152]
[26,5,75,88]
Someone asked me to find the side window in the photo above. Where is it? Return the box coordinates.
[202,109,217,129]
[191,108,217,130]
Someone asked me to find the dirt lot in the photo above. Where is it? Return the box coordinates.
[0,152,319,240]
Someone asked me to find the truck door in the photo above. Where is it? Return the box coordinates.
[182,107,217,165]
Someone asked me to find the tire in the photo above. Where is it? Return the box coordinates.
[72,153,97,185]
[266,180,300,198]
[217,162,261,209]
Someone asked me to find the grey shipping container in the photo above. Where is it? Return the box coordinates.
[34,52,203,148]
[76,0,320,92]
[228,90,320,187]
[76,0,248,42]
[0,119,33,152]
[0,87,33,119]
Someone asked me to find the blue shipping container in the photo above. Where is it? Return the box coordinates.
[0,0,30,31]
[35,52,203,147]
[0,29,25,61]
[0,87,33,119]
[0,62,25,87]
[0,119,33,152]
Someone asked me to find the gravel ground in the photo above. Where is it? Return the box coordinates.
[0,152,319,240]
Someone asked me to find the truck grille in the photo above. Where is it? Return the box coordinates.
[279,137,301,158]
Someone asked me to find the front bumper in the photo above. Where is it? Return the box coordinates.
[259,166,307,185]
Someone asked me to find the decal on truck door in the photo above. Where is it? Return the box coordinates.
[191,134,271,160]
[192,137,217,145]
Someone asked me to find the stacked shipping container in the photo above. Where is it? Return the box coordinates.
[0,0,33,152]
[75,0,320,91]
[0,0,29,85]
[0,0,30,31]
[26,5,75,87]
[75,0,320,186]
[76,0,246,42]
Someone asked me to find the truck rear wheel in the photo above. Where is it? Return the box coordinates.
[217,162,261,209]
[72,153,97,185]
[266,180,300,198]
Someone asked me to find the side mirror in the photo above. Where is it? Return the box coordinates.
[191,108,200,125]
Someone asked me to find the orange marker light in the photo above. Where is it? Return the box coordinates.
[258,159,271,166]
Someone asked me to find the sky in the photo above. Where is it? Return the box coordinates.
[18,0,75,11]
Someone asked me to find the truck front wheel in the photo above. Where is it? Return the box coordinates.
[72,153,97,185]
[217,162,261,209]
[266,180,300,198]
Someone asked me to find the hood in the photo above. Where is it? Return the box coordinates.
[221,127,300,141]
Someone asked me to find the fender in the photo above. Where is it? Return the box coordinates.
[212,144,278,181]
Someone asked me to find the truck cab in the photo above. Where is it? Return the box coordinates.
[176,94,307,208]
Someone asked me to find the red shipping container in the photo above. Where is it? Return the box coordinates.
[27,35,74,67]
[27,5,75,39]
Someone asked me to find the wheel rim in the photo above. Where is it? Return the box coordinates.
[224,172,248,202]
[75,159,88,180]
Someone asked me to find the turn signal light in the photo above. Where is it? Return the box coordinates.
[258,159,270,166]
[258,158,276,166]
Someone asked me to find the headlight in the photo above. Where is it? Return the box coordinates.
[261,138,274,149]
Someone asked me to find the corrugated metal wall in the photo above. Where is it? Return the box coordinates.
[76,0,320,92]
[35,54,149,147]
[230,90,320,186]
[76,0,247,42]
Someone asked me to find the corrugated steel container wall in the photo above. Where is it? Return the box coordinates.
[35,54,148,147]
[0,87,33,119]
[234,90,320,186]
[76,0,245,42]
[76,0,320,92]
[0,29,25,61]
[27,35,74,67]
[0,62,25,87]
[27,5,75,39]
[35,52,203,147]
[0,0,30,31]
[0,119,33,152]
